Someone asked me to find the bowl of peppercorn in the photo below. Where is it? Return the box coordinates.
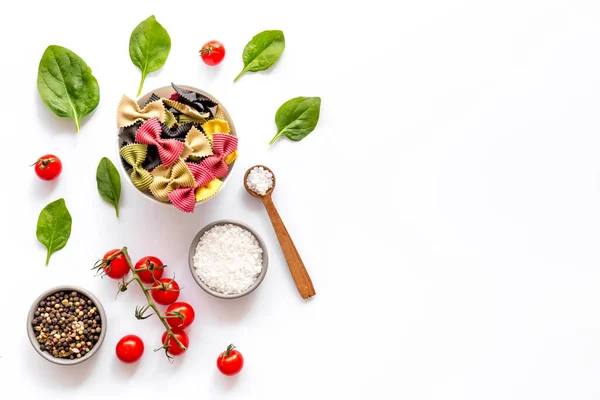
[27,285,107,366]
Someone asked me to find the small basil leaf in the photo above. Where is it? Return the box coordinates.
[270,97,322,145]
[234,30,285,82]
[36,198,72,266]
[37,45,100,132]
[96,157,122,217]
[129,15,171,96]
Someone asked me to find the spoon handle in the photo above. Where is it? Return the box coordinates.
[262,195,316,299]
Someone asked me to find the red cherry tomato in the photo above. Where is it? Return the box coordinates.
[151,278,180,305]
[217,344,244,376]
[166,302,195,330]
[134,256,165,284]
[115,334,144,364]
[200,40,225,66]
[102,250,130,279]
[161,330,189,357]
[34,154,62,181]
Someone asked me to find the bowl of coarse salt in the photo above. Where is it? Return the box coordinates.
[188,220,268,299]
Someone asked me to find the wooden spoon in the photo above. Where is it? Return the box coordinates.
[244,165,316,299]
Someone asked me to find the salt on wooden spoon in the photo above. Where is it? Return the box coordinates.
[244,165,316,299]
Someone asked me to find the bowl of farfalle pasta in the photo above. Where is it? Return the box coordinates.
[116,83,238,213]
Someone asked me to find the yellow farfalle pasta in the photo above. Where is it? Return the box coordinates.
[195,179,223,202]
[117,95,166,128]
[149,159,196,202]
[181,126,213,160]
[224,150,238,165]
[120,144,153,191]
[201,119,230,140]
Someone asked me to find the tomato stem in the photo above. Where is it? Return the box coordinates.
[95,248,187,357]
[225,343,235,357]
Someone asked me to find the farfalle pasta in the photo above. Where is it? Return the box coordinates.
[168,162,216,212]
[117,95,166,128]
[149,159,196,202]
[200,134,238,178]
[120,144,153,191]
[116,84,238,212]
[195,179,223,202]
[181,126,213,160]
[135,118,184,168]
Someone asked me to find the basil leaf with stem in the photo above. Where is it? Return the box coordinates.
[269,97,322,145]
[36,198,72,266]
[129,15,171,96]
[96,157,122,217]
[234,30,285,82]
[37,45,100,132]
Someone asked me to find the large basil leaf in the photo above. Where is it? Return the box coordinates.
[96,157,121,217]
[269,97,322,145]
[36,198,72,266]
[37,46,100,132]
[234,30,285,82]
[129,15,171,96]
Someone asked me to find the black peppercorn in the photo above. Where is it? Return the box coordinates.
[32,290,102,360]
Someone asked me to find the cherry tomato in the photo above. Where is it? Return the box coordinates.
[166,302,195,330]
[161,329,189,357]
[200,40,225,66]
[134,256,165,284]
[217,344,244,376]
[115,334,144,363]
[151,278,180,305]
[34,154,62,181]
[102,250,130,279]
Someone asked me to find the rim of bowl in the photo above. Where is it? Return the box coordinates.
[115,84,237,208]
[27,285,107,366]
[188,220,269,299]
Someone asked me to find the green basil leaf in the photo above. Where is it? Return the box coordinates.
[269,97,322,145]
[37,45,100,132]
[129,15,171,96]
[36,198,72,266]
[234,30,285,82]
[96,157,121,217]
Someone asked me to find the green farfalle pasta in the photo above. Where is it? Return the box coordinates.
[149,159,196,202]
[164,109,178,128]
[120,144,153,191]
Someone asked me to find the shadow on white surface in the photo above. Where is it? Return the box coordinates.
[34,94,99,135]
[29,177,59,198]
[25,344,98,386]
[199,291,257,322]
[197,61,224,83]
[213,369,241,395]
[111,354,141,378]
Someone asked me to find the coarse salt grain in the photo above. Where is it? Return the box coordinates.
[193,224,263,295]
[246,167,273,196]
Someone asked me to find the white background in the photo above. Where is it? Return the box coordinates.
[0,0,599,398]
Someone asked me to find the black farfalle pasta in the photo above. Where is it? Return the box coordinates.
[160,121,193,141]
[171,83,218,117]
[119,121,161,170]
[119,121,142,145]
[145,93,161,106]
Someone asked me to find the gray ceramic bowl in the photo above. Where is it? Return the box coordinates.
[188,220,269,299]
[27,285,107,366]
